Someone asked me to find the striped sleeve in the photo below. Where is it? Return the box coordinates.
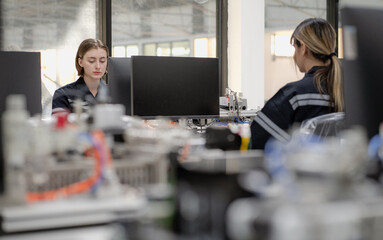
[289,93,332,110]
[253,111,291,143]
[250,95,292,149]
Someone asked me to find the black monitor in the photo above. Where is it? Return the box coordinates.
[0,51,42,194]
[107,57,132,115]
[130,55,219,119]
[341,7,383,139]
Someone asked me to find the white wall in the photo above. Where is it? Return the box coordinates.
[228,0,313,107]
[228,0,264,110]
[264,31,304,100]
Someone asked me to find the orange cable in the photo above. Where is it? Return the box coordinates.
[26,132,102,203]
[178,143,190,162]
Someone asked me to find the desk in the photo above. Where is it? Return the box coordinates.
[1,195,145,234]
[219,109,258,119]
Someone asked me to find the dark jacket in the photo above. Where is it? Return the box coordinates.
[52,77,106,114]
[250,66,333,149]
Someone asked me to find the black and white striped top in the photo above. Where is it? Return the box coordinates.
[250,66,333,149]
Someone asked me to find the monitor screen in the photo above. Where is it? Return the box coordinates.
[342,7,383,139]
[0,51,42,194]
[130,55,219,119]
[107,57,132,115]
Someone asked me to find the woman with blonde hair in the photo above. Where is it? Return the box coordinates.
[52,38,109,114]
[250,18,343,149]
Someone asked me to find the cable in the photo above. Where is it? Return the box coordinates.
[368,134,383,161]
[26,130,112,203]
[178,143,191,162]
[88,131,111,194]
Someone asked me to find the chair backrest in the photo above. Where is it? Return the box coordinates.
[300,112,346,138]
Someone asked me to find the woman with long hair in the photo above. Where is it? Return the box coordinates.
[52,38,109,114]
[250,18,343,149]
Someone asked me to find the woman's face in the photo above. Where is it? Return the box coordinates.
[78,48,107,81]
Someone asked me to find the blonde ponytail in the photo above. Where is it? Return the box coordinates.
[291,18,343,112]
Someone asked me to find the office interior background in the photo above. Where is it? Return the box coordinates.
[2,0,382,117]
[2,1,383,239]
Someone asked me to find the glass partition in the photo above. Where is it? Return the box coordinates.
[112,0,217,57]
[0,0,98,117]
[264,0,327,100]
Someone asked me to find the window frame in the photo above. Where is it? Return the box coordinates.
[0,0,338,100]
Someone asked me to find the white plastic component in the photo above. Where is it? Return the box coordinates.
[2,94,29,166]
[1,94,30,206]
[93,104,125,130]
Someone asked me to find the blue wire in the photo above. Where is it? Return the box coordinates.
[90,136,106,194]
[368,134,383,160]
[214,118,228,126]
[77,133,105,194]
[264,139,299,202]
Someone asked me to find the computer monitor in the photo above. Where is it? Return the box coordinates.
[0,51,42,194]
[107,57,132,115]
[341,6,383,139]
[130,55,219,119]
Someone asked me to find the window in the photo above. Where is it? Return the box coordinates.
[0,0,99,117]
[113,46,127,57]
[172,40,191,56]
[143,43,156,56]
[111,0,217,57]
[270,31,295,58]
[157,42,171,56]
[264,0,327,100]
[1,0,219,116]
[127,45,139,56]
